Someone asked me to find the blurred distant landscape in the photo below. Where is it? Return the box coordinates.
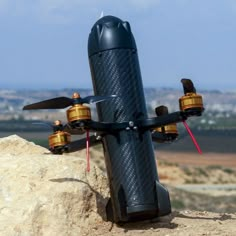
[1,88,236,219]
[0,87,236,153]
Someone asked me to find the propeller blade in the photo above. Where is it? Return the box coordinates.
[81,95,117,104]
[181,78,196,94]
[155,105,169,116]
[32,121,64,132]
[23,97,72,110]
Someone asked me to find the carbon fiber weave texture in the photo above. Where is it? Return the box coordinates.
[89,48,159,208]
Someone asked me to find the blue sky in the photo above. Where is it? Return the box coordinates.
[0,0,236,91]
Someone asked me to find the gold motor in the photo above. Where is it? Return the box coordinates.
[179,78,204,112]
[154,105,178,141]
[179,92,204,112]
[66,104,91,123]
[66,92,92,123]
[155,123,178,135]
[49,131,71,149]
[48,120,71,150]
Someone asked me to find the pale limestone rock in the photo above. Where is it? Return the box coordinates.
[0,135,109,236]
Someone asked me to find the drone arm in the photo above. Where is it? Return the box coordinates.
[70,120,129,133]
[152,131,170,143]
[65,135,102,153]
[137,112,186,131]
[138,108,203,131]
[73,112,185,133]
[69,109,203,134]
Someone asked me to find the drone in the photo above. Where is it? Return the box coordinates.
[23,79,203,156]
[23,15,204,223]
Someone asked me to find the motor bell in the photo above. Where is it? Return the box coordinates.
[155,124,178,135]
[154,123,178,142]
[179,92,204,112]
[66,104,91,123]
[49,131,71,149]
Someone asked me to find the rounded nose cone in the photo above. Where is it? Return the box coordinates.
[88,15,137,57]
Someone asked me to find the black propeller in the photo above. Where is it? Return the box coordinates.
[33,120,64,131]
[181,78,196,94]
[23,92,117,110]
[33,120,83,135]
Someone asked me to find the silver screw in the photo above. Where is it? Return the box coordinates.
[129,121,134,127]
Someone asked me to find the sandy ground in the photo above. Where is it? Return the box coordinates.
[82,211,236,236]
[83,149,236,235]
[156,151,236,167]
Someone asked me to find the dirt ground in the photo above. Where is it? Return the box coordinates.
[87,149,236,236]
[82,211,236,236]
[156,152,236,185]
[156,151,236,168]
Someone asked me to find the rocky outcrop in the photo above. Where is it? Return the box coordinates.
[0,135,109,236]
[1,135,236,236]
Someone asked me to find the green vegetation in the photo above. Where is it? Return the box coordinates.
[223,168,235,175]
[206,165,222,170]
[196,167,209,177]
[182,167,192,176]
[171,199,185,209]
[31,139,48,148]
[158,160,178,167]
[185,178,205,184]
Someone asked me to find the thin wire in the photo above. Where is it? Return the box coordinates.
[183,121,202,154]
[86,130,90,172]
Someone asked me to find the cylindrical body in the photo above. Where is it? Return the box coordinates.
[155,124,178,134]
[49,131,71,149]
[88,16,171,222]
[154,124,178,142]
[66,104,91,122]
[179,93,204,111]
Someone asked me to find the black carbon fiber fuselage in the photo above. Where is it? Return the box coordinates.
[88,16,170,222]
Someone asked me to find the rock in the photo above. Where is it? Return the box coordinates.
[0,135,109,236]
[0,134,48,155]
[1,135,236,236]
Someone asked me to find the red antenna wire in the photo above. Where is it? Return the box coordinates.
[86,129,90,172]
[183,121,202,154]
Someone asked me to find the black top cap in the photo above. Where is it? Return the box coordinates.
[88,15,137,57]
